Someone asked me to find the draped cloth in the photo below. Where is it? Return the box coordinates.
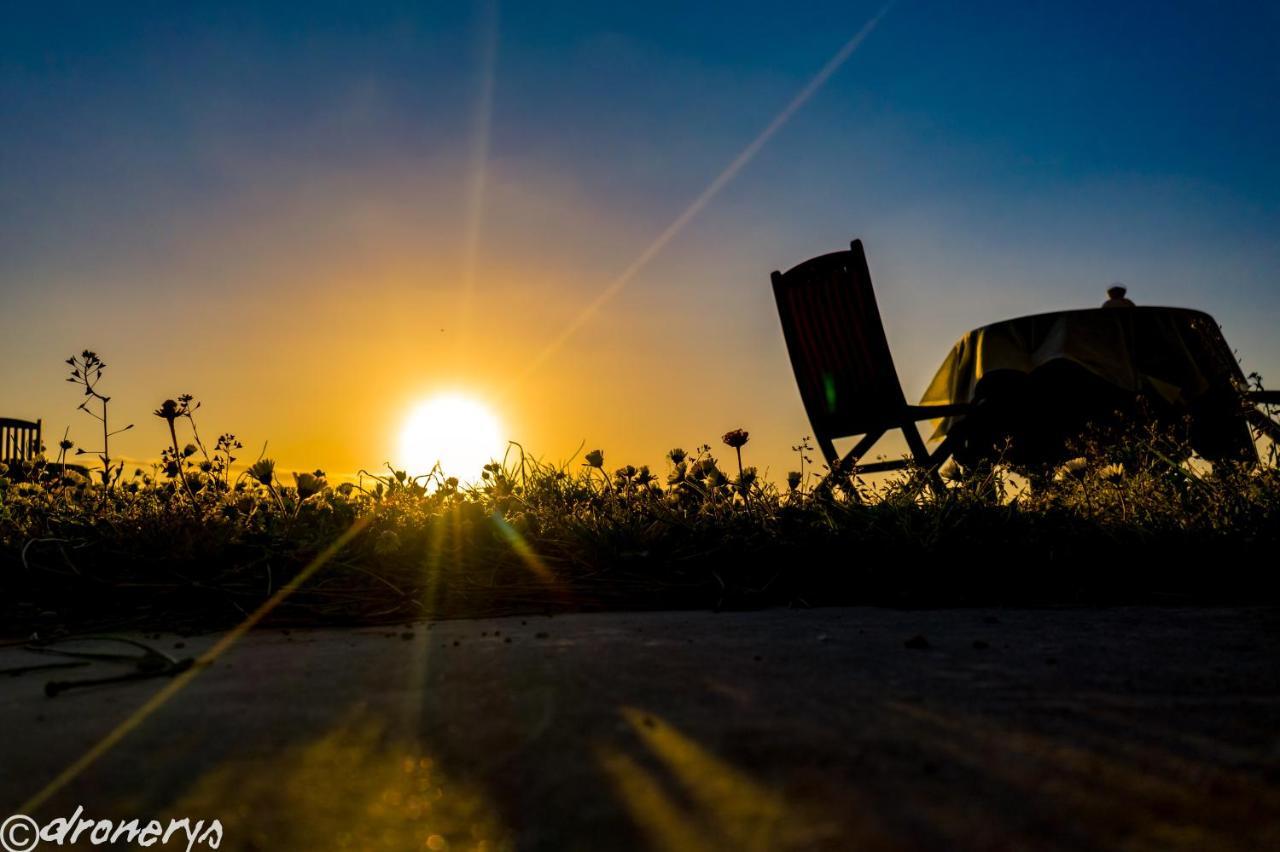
[918,307,1253,462]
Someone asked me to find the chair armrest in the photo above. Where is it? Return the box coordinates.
[1245,390,1280,405]
[905,403,972,421]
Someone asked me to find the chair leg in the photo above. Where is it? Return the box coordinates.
[816,434,840,472]
[839,429,885,472]
[902,423,931,465]
[927,433,959,468]
[816,430,886,497]
[1246,409,1280,445]
[902,423,947,494]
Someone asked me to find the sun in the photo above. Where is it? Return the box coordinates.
[398,394,504,479]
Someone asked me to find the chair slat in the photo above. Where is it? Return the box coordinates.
[0,417,42,463]
[772,240,908,438]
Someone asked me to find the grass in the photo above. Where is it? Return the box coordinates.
[1,354,1278,634]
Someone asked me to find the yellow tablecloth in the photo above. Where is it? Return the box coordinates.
[920,306,1247,447]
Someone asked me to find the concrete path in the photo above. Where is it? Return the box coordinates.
[1,607,1278,850]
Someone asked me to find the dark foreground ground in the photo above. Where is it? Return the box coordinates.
[1,606,1277,851]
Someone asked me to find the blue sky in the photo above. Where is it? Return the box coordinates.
[2,1,1277,475]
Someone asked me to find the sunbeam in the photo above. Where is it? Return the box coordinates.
[490,511,556,585]
[506,1,897,390]
[455,0,501,361]
[18,512,375,815]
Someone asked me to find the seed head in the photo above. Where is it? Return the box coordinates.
[154,399,181,422]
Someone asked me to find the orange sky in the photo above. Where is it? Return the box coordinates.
[4,3,1279,483]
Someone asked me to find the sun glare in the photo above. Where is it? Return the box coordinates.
[398,394,504,479]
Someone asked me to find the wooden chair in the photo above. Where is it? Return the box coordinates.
[771,239,969,476]
[0,417,42,463]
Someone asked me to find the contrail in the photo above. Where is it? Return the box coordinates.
[508,1,896,387]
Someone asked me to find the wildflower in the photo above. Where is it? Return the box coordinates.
[374,530,402,556]
[634,466,655,487]
[182,443,198,458]
[735,467,758,493]
[690,458,717,479]
[294,471,328,500]
[584,449,604,469]
[154,399,181,423]
[1055,457,1088,482]
[445,477,459,490]
[722,429,750,480]
[667,448,687,465]
[336,482,354,496]
[59,438,74,451]
[1099,463,1125,482]
[938,458,964,483]
[786,471,802,492]
[616,465,636,480]
[248,458,276,486]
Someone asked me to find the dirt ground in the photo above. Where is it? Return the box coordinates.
[1,606,1277,851]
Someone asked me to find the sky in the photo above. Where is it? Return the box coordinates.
[2,1,1278,481]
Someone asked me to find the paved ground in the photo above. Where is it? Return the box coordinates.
[1,607,1278,851]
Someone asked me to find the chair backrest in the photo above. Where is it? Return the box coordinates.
[0,418,42,462]
[771,239,908,438]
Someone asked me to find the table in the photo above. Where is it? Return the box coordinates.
[919,307,1256,465]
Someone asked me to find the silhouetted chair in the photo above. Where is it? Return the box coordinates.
[771,239,969,476]
[0,417,42,464]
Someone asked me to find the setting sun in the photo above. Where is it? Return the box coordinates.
[398,393,504,479]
